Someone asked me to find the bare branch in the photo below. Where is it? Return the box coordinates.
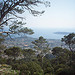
[0,31,14,34]
[0,18,15,26]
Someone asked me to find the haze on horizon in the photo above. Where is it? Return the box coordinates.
[23,0,75,29]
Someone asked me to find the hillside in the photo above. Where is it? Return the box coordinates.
[3,36,63,49]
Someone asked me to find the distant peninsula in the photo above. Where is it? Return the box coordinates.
[54,32,71,35]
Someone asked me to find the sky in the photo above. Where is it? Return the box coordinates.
[0,0,75,39]
[0,0,75,29]
[23,0,75,29]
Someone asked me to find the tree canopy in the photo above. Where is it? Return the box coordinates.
[0,0,50,26]
[61,33,75,51]
[4,46,22,60]
[0,0,50,38]
[0,0,50,22]
[32,36,50,52]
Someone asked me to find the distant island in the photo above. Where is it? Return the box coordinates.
[54,32,71,35]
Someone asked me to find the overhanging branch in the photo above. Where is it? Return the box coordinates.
[9,12,25,20]
[0,18,16,26]
[0,31,14,34]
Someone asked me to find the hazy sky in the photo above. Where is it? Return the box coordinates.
[23,0,75,29]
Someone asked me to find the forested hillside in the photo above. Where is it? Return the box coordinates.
[0,33,75,75]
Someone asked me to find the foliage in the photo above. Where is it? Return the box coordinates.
[0,0,50,23]
[0,0,50,37]
[0,57,7,64]
[32,36,51,68]
[52,47,63,56]
[61,33,75,51]
[0,33,75,75]
[32,36,50,54]
[12,61,43,75]
[51,47,75,75]
[0,64,19,75]
[22,48,36,61]
[0,46,75,75]
[4,46,22,60]
[42,59,54,75]
[9,21,34,35]
[0,33,6,55]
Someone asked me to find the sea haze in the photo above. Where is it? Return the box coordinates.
[3,27,75,39]
[29,28,75,39]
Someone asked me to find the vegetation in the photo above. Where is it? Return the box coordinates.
[0,1,75,75]
[4,47,22,61]
[0,0,50,38]
[0,0,50,23]
[0,64,19,75]
[61,33,75,51]
[0,33,75,75]
[32,36,50,54]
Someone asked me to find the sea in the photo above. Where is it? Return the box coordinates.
[29,28,75,39]
[4,27,75,39]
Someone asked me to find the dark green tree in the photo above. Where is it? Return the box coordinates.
[4,46,22,61]
[32,36,50,54]
[22,49,36,61]
[32,36,51,67]
[52,47,63,56]
[61,33,75,70]
[51,47,75,75]
[52,47,71,64]
[61,33,75,51]
[12,62,44,75]
[42,59,54,75]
